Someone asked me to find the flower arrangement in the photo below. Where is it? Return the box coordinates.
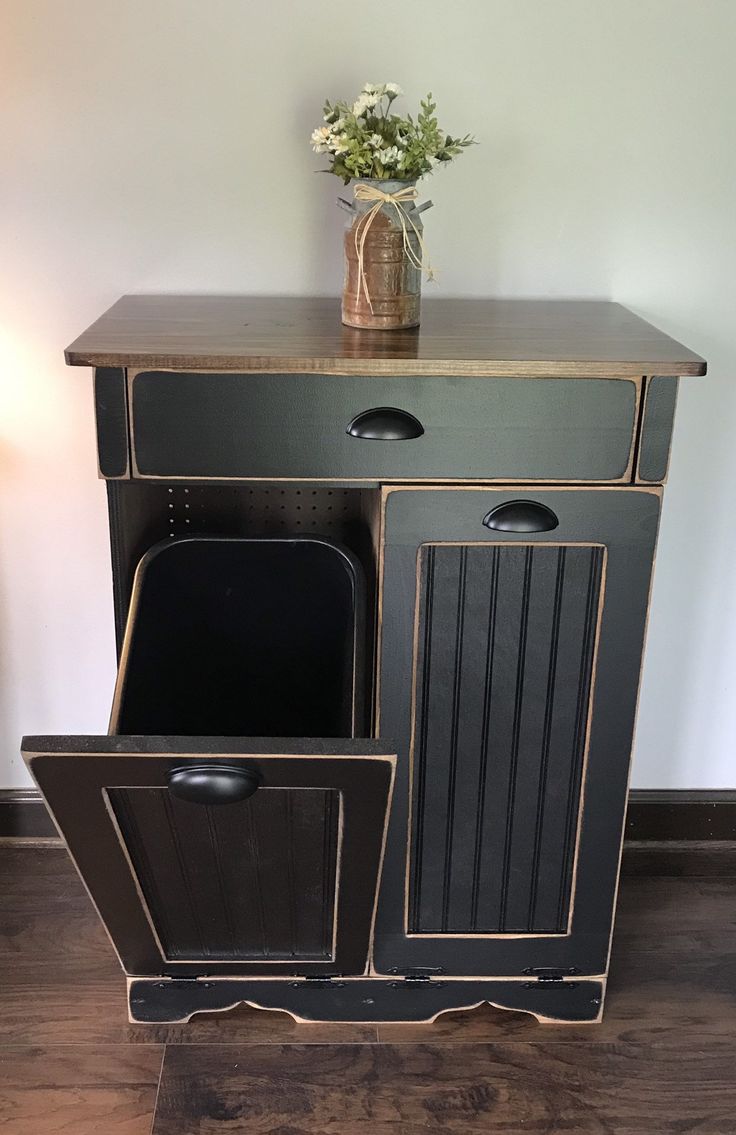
[311,82,475,184]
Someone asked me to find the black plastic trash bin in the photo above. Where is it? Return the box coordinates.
[111,536,365,738]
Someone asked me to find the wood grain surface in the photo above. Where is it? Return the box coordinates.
[0,1045,163,1135]
[64,296,706,377]
[0,847,378,1046]
[2,847,735,1132]
[151,1041,736,1134]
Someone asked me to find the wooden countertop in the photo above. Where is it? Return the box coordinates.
[65,296,706,378]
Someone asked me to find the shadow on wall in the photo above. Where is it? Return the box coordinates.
[629,308,736,788]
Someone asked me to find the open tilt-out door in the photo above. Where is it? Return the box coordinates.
[24,737,395,978]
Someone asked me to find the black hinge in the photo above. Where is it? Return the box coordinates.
[289,975,346,988]
[153,977,212,988]
[387,967,445,988]
[522,966,580,987]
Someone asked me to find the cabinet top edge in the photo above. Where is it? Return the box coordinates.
[64,296,707,378]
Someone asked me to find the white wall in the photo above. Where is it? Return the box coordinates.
[1,0,734,788]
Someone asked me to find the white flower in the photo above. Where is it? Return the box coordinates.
[332,134,350,155]
[384,83,403,97]
[378,145,401,166]
[368,133,384,149]
[310,126,334,153]
[352,91,380,117]
[362,82,384,95]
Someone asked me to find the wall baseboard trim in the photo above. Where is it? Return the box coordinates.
[0,789,60,843]
[626,789,736,841]
[2,788,735,872]
[621,790,736,875]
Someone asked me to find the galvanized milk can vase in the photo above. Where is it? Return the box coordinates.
[311,83,475,330]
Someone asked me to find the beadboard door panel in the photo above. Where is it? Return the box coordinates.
[106,785,339,963]
[374,487,661,977]
[23,737,395,978]
[407,542,603,937]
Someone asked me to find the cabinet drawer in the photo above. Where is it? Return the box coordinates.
[128,371,640,483]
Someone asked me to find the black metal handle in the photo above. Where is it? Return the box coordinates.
[167,764,261,805]
[347,407,424,440]
[482,500,559,533]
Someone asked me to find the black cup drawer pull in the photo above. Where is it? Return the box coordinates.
[167,764,261,805]
[482,500,560,533]
[347,407,424,440]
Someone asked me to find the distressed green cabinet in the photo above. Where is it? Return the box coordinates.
[24,297,704,1025]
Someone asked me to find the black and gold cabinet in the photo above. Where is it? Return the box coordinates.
[374,487,659,983]
[25,296,705,1025]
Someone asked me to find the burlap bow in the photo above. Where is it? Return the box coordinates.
[352,182,435,312]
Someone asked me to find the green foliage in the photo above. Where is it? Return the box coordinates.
[310,83,476,184]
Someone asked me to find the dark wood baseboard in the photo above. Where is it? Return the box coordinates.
[621,790,736,876]
[0,789,60,843]
[626,789,736,841]
[2,788,736,872]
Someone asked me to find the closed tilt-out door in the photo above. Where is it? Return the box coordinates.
[374,487,660,977]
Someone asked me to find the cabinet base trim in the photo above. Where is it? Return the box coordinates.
[127,976,604,1025]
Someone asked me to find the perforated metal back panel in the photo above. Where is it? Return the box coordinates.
[164,485,362,538]
[107,483,377,652]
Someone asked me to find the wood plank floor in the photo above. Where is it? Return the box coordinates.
[0,1046,163,1135]
[1,847,734,1132]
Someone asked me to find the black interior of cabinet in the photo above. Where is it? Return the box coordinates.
[107,483,378,639]
[114,535,366,738]
[108,483,380,730]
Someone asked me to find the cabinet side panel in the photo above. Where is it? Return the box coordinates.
[107,787,339,962]
[95,367,130,478]
[408,543,603,935]
[637,376,679,482]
